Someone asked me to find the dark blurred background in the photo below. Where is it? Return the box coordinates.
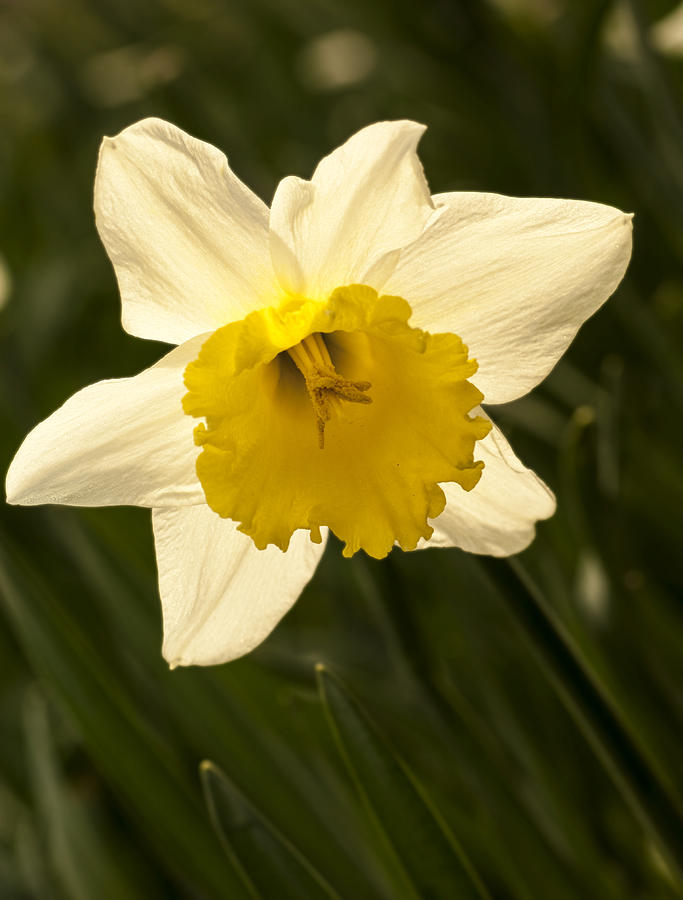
[2,1,683,897]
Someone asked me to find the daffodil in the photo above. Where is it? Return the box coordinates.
[5,119,632,666]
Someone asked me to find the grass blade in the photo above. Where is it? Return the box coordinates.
[316,663,490,900]
[23,686,156,900]
[200,761,341,900]
[0,539,241,899]
[485,556,683,884]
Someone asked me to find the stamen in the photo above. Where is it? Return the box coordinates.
[311,333,334,367]
[287,333,372,448]
[287,341,312,373]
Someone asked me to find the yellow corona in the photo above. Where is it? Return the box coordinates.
[183,284,490,559]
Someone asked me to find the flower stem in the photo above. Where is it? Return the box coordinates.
[484,556,683,884]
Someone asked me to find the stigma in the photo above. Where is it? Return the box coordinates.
[287,334,372,448]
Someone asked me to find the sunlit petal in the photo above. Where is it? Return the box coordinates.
[428,414,556,556]
[154,505,327,666]
[386,192,632,403]
[6,338,205,508]
[95,118,280,345]
[270,121,434,298]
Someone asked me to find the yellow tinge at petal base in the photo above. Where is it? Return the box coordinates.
[183,285,490,559]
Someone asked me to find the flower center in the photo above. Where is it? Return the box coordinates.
[287,334,372,448]
[183,284,490,559]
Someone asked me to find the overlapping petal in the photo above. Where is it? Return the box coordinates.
[6,338,206,508]
[95,118,280,345]
[269,121,434,298]
[427,415,556,556]
[385,192,633,404]
[153,505,327,666]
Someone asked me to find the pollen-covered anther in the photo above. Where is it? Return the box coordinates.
[287,334,372,448]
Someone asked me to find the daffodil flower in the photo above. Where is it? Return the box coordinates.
[5,119,632,666]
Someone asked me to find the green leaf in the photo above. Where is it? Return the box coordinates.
[200,761,341,900]
[316,664,490,900]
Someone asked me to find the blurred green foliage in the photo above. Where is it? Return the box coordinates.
[2,0,683,896]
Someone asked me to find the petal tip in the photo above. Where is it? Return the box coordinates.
[540,485,558,520]
[5,456,29,506]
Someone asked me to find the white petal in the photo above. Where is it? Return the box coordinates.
[385,193,633,404]
[95,118,279,345]
[6,338,206,508]
[153,506,327,666]
[427,416,556,556]
[269,121,434,299]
